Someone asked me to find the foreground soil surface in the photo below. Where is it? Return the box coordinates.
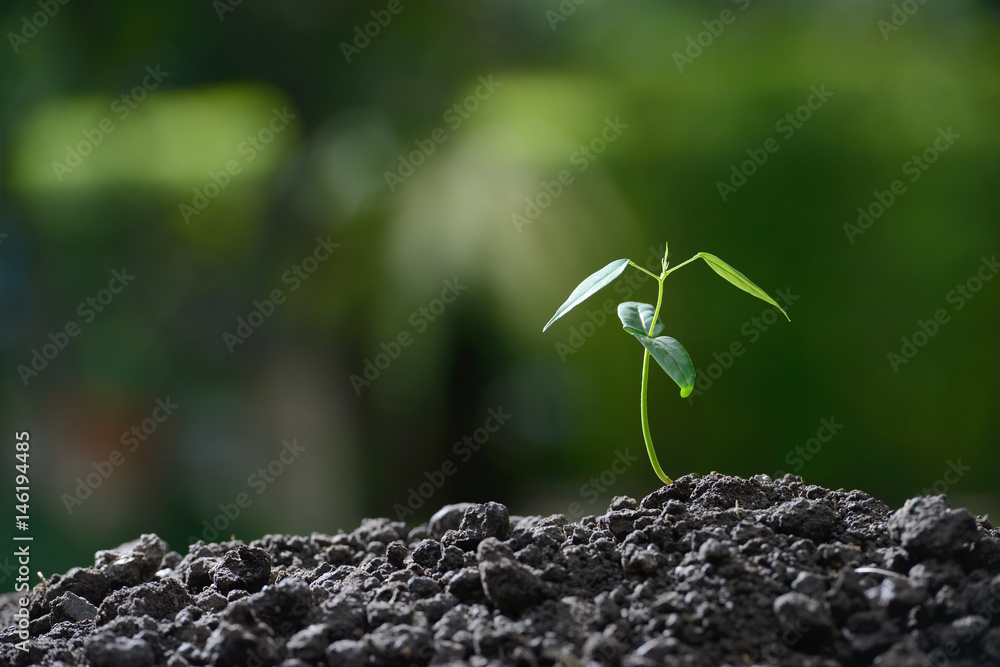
[2,472,999,666]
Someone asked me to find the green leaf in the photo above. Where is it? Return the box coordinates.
[543,258,630,332]
[617,302,665,337]
[694,252,790,321]
[630,334,696,398]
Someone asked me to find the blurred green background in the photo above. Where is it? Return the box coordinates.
[2,0,999,586]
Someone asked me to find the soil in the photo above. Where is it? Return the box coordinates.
[2,472,999,666]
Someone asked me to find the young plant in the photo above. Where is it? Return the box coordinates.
[543,243,789,485]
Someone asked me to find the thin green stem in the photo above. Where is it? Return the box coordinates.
[648,266,665,336]
[641,348,672,485]
[662,254,701,278]
[627,260,659,281]
[639,245,672,485]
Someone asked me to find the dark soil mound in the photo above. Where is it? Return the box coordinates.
[3,472,999,666]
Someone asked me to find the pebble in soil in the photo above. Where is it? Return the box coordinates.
[2,473,999,666]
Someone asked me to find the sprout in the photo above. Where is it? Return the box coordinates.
[543,243,789,485]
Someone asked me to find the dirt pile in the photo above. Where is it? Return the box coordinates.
[2,472,999,666]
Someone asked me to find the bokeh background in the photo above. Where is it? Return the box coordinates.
[2,0,999,585]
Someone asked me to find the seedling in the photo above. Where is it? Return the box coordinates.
[543,243,789,485]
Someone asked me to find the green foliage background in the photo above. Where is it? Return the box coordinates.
[2,0,998,584]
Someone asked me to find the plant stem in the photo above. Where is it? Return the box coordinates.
[627,260,659,281]
[641,348,672,485]
[662,254,700,278]
[639,247,672,486]
[648,261,665,337]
